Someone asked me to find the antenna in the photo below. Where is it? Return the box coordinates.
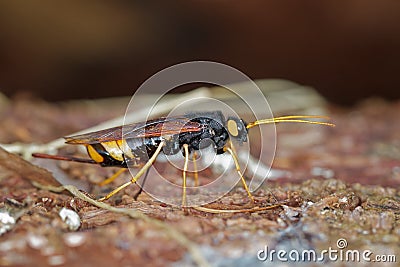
[246,115,335,129]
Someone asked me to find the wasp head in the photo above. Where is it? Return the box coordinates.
[226,117,248,143]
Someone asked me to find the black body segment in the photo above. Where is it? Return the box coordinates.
[182,111,230,154]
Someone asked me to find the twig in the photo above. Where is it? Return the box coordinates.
[192,203,283,214]
[32,182,210,267]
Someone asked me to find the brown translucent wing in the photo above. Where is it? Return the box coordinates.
[65,117,203,145]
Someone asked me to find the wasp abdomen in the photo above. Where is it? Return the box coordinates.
[86,143,127,167]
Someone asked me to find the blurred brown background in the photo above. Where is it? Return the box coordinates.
[0,1,399,105]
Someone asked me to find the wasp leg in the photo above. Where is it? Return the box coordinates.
[192,151,199,187]
[225,146,255,203]
[132,168,150,200]
[182,144,190,207]
[98,168,127,186]
[99,141,165,201]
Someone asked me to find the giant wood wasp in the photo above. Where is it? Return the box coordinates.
[33,111,334,206]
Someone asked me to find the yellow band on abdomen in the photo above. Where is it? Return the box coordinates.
[101,141,125,162]
[87,145,104,163]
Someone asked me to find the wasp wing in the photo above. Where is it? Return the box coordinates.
[65,117,203,145]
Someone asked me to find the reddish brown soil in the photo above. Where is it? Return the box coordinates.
[0,96,399,266]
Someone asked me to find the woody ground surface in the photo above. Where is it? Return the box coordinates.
[0,95,399,266]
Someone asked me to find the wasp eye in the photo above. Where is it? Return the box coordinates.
[227,119,239,137]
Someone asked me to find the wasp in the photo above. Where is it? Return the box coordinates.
[33,111,334,206]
